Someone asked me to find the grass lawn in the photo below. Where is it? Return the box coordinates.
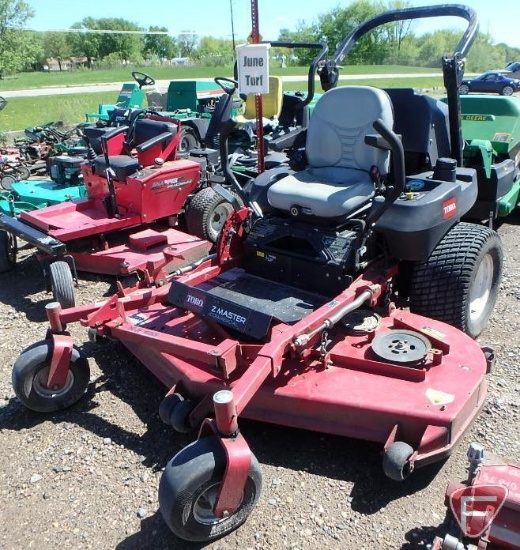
[0,65,444,135]
[0,64,439,91]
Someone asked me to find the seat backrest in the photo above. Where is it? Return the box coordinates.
[242,76,283,120]
[133,118,177,146]
[134,118,180,166]
[203,90,235,148]
[383,88,451,173]
[306,86,394,174]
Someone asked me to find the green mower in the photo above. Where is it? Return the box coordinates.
[456,94,520,221]
[85,71,155,122]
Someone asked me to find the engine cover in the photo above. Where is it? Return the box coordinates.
[47,155,83,185]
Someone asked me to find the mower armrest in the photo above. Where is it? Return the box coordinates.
[135,131,174,153]
[364,133,401,151]
[100,125,129,145]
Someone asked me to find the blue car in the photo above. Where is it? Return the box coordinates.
[459,71,520,96]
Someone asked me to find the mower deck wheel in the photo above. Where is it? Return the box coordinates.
[382,441,415,481]
[49,261,76,309]
[0,230,17,272]
[12,339,90,413]
[170,398,196,433]
[0,175,16,190]
[409,222,502,339]
[158,393,184,425]
[159,436,262,542]
[15,166,31,181]
[185,186,240,243]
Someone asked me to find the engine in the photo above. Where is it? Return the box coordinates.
[243,216,359,297]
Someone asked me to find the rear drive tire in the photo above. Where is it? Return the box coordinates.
[0,230,17,272]
[409,222,502,339]
[185,187,240,243]
[49,261,76,308]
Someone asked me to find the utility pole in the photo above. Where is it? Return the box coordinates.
[230,0,236,60]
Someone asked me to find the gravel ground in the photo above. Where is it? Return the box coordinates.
[0,215,519,550]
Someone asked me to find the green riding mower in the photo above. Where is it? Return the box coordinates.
[456,94,520,221]
[85,71,156,123]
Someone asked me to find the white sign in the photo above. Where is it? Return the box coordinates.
[236,43,270,95]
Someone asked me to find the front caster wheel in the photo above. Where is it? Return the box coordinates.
[0,230,17,272]
[12,339,90,413]
[49,261,76,308]
[383,441,414,481]
[159,436,262,542]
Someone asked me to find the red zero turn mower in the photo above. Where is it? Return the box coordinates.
[432,443,520,549]
[10,5,502,543]
[0,78,241,307]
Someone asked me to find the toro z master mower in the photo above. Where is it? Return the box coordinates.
[0,83,241,306]
[9,4,503,543]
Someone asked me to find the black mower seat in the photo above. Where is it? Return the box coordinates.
[267,86,394,218]
[92,118,178,182]
[92,155,140,182]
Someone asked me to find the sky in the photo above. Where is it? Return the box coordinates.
[23,0,520,50]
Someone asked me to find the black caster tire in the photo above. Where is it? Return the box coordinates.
[12,339,90,413]
[159,436,262,542]
[0,230,17,272]
[15,166,31,181]
[1,175,16,190]
[170,398,196,433]
[49,261,76,309]
[158,393,184,425]
[383,441,414,481]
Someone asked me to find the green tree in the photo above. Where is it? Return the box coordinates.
[382,0,413,59]
[194,36,234,66]
[0,0,35,77]
[465,33,504,73]
[278,22,323,67]
[143,26,176,60]
[177,32,199,58]
[67,20,101,68]
[68,17,143,66]
[316,0,401,65]
[43,31,71,71]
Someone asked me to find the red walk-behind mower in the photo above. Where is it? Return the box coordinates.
[432,443,520,549]
[0,78,241,307]
[10,5,502,543]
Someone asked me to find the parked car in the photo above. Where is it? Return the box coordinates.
[501,61,520,78]
[458,70,520,95]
